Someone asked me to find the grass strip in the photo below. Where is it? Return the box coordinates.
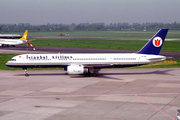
[30,39,180,52]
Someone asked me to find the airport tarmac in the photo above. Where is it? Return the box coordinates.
[30,36,180,41]
[0,68,180,120]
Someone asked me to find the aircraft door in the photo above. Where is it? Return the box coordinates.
[20,55,25,63]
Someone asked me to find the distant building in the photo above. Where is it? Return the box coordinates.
[24,23,30,27]
[18,23,24,26]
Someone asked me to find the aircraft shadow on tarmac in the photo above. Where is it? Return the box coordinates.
[69,69,173,80]
[14,73,66,77]
[98,69,173,76]
[14,69,173,80]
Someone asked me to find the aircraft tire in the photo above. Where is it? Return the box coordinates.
[25,73,29,77]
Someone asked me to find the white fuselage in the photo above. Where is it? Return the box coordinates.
[0,30,29,47]
[0,38,26,46]
[6,53,166,69]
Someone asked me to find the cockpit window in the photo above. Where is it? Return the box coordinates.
[10,59,16,61]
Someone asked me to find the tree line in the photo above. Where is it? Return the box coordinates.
[0,22,180,32]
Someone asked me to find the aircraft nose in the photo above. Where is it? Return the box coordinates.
[5,61,10,67]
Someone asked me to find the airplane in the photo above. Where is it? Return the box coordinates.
[6,29,168,77]
[0,30,35,50]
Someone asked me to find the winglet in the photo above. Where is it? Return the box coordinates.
[137,29,168,55]
[20,30,28,40]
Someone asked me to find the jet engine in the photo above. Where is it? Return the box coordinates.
[67,65,88,75]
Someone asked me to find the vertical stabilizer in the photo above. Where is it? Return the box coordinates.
[20,30,28,40]
[137,29,168,55]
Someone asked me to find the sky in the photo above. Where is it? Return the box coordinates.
[1,0,180,25]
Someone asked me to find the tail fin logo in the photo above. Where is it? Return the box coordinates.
[153,37,162,47]
[23,35,27,39]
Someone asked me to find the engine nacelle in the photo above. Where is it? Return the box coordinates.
[67,65,88,75]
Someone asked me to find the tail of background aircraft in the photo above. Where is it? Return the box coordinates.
[20,30,28,40]
[137,29,168,55]
[19,30,35,50]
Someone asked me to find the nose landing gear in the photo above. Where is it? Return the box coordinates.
[23,68,29,77]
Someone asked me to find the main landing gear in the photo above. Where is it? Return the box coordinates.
[88,68,96,77]
[89,73,96,77]
[23,68,29,77]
